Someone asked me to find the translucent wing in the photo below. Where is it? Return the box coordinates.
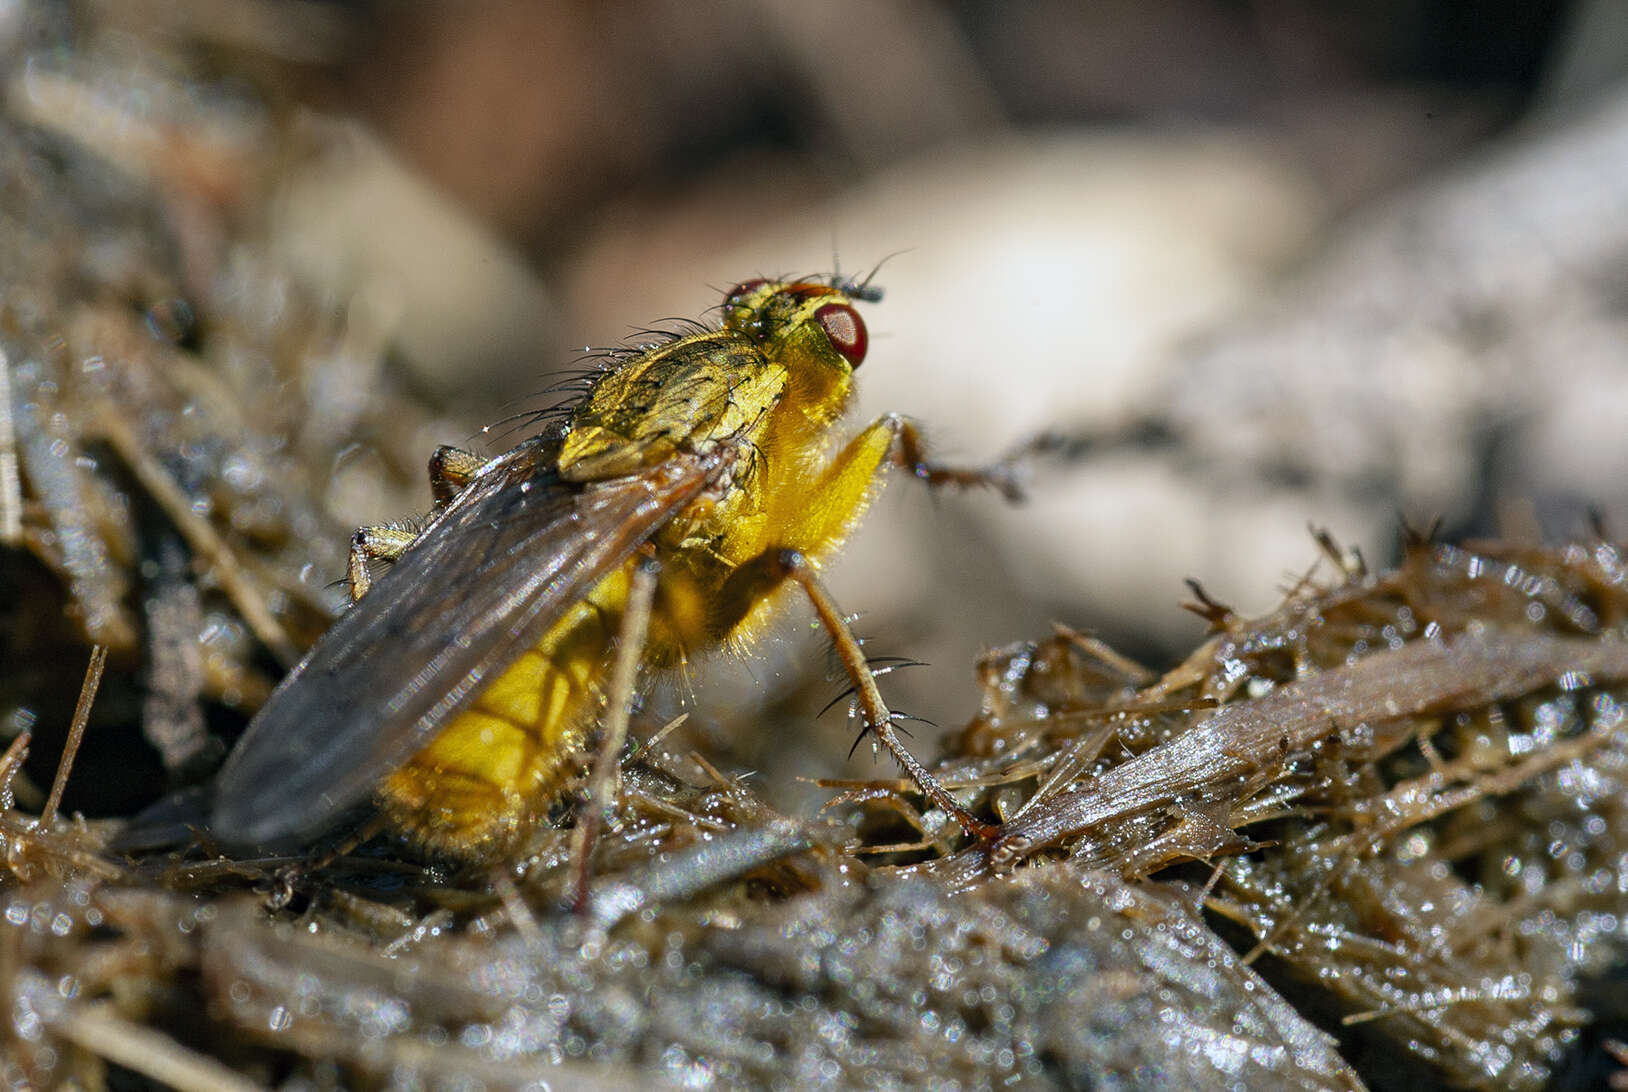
[211,438,722,848]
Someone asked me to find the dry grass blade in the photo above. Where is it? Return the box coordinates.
[37,644,106,830]
[94,411,299,667]
[0,346,20,546]
[54,1002,267,1092]
[951,629,1628,881]
[0,732,29,808]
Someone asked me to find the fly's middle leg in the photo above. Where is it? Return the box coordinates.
[775,550,997,841]
[713,415,1008,840]
[346,525,419,600]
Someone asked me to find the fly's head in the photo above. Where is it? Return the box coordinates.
[723,278,872,377]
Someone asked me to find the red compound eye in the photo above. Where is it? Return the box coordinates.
[815,302,867,367]
[724,278,769,306]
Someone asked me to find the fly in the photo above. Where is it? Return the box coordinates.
[210,276,1021,860]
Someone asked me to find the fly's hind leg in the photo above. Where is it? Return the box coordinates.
[346,445,486,600]
[428,445,485,505]
[569,552,660,913]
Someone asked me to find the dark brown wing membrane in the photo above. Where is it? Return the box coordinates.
[211,439,722,848]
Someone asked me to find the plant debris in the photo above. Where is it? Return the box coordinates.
[907,534,1628,1089]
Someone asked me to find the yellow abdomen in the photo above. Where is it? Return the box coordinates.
[378,565,635,857]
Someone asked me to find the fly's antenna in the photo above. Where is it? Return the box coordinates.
[835,249,909,303]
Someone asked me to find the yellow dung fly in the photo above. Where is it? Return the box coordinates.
[211,276,1014,860]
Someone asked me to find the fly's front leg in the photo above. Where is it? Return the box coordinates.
[884,414,1033,502]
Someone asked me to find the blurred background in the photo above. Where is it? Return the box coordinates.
[7,0,1628,813]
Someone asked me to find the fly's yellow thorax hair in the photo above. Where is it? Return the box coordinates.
[556,333,786,481]
[650,283,876,652]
